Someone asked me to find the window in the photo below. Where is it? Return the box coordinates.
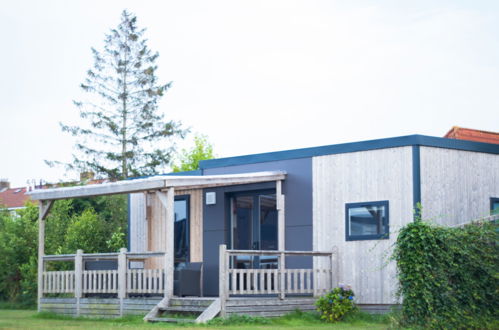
[491,197,499,215]
[346,201,389,241]
[174,196,190,265]
[228,190,278,269]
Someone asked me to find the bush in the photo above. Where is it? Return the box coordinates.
[315,285,357,322]
[393,220,498,329]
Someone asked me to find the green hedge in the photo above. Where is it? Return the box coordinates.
[392,220,498,329]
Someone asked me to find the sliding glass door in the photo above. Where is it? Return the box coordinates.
[230,191,277,269]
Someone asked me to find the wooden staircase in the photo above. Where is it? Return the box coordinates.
[144,297,220,323]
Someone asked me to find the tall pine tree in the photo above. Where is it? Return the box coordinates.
[49,10,186,180]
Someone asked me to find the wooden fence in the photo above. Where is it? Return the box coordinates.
[41,249,165,297]
[218,245,338,317]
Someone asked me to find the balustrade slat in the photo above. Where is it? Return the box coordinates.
[292,270,295,293]
[151,269,155,292]
[274,269,279,293]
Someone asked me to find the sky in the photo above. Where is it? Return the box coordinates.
[0,0,498,187]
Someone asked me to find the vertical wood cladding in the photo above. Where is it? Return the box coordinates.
[129,189,203,268]
[420,146,499,225]
[313,147,413,304]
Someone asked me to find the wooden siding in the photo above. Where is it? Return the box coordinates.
[129,193,147,252]
[130,189,203,268]
[312,147,413,304]
[420,147,499,225]
[39,297,162,317]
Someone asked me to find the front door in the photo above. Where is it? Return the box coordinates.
[229,191,278,269]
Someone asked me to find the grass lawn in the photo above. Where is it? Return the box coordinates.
[0,309,392,329]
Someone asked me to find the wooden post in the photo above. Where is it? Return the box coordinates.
[37,200,53,312]
[276,180,285,251]
[118,247,127,316]
[219,244,227,318]
[276,181,286,300]
[279,252,285,300]
[157,188,175,299]
[75,249,83,316]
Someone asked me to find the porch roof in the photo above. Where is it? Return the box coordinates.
[27,171,286,201]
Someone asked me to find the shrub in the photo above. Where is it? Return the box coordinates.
[393,220,498,329]
[315,285,357,322]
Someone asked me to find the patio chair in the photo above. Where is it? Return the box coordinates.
[174,262,203,297]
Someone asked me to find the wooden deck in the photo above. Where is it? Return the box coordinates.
[39,297,162,318]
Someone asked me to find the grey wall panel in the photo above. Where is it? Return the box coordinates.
[203,158,313,228]
[202,229,226,296]
[420,147,499,225]
[129,192,147,252]
[313,146,413,304]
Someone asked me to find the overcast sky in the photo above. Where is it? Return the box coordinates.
[1,0,498,187]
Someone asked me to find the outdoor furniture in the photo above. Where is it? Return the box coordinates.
[174,262,203,297]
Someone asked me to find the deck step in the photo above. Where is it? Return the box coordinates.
[148,317,196,323]
[169,298,215,307]
[159,306,206,313]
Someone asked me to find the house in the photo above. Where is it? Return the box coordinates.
[444,126,499,144]
[28,132,499,321]
[0,180,33,213]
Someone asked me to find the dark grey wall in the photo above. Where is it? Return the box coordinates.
[202,158,313,296]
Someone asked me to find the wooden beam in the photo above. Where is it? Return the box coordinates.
[165,172,287,190]
[39,200,53,220]
[29,178,168,201]
[28,171,286,201]
[276,180,285,250]
[37,200,53,312]
[157,188,174,298]
[219,244,227,318]
[74,249,83,316]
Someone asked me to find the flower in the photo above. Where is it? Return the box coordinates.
[348,296,353,300]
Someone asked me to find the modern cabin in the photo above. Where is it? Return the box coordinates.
[29,134,499,321]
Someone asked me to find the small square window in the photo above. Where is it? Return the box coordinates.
[491,197,499,215]
[346,201,389,241]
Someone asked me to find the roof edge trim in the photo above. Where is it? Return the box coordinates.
[199,134,499,169]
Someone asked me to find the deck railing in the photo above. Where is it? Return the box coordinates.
[218,244,339,316]
[41,249,165,297]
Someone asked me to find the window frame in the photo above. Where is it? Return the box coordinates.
[174,195,190,264]
[491,197,499,215]
[345,200,389,241]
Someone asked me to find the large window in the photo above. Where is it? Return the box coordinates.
[491,197,499,215]
[345,200,389,241]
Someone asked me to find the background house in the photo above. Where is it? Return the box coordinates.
[0,179,33,213]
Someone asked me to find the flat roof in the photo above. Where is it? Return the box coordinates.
[199,134,499,169]
[27,171,286,201]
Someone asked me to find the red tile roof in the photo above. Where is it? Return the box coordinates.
[0,187,33,209]
[444,126,499,144]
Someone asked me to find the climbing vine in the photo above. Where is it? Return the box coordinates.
[392,219,498,329]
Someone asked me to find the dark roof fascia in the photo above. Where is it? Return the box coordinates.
[200,134,499,169]
[127,169,203,181]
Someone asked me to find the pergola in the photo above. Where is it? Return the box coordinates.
[28,171,287,309]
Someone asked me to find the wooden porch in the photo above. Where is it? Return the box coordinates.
[29,171,338,322]
[39,246,338,322]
